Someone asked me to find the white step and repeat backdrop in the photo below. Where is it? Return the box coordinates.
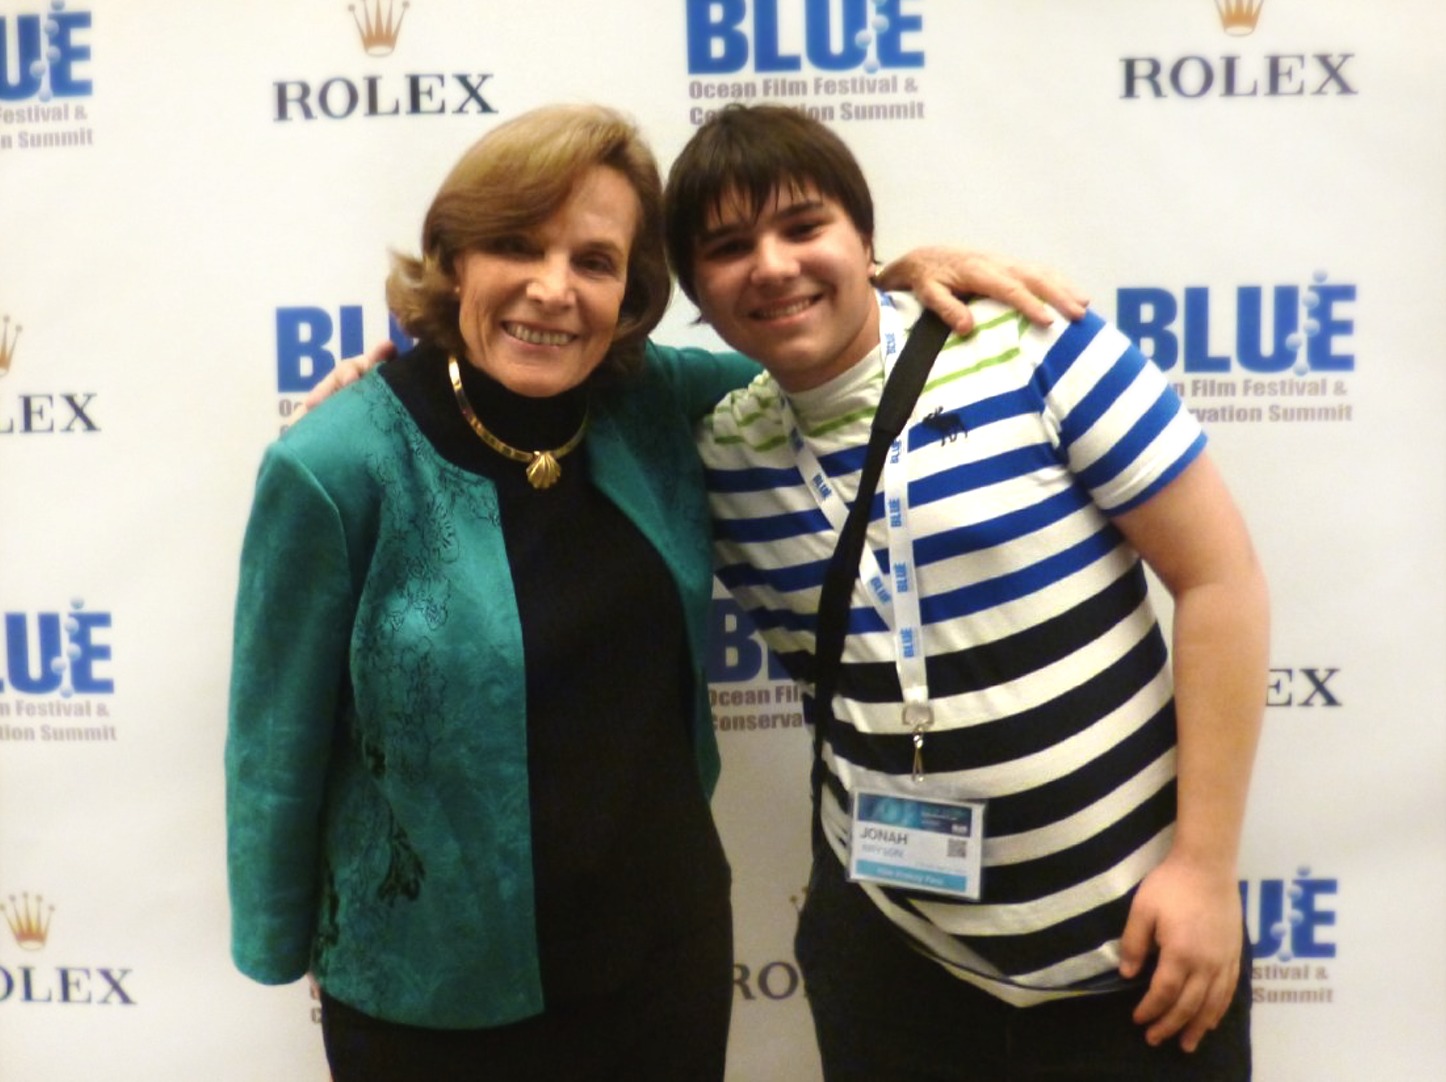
[2,2,1443,1078]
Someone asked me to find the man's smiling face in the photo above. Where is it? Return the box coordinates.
[690,183,880,394]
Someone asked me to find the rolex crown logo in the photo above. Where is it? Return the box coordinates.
[0,314,20,377]
[1215,0,1264,36]
[349,0,410,57]
[2,892,55,951]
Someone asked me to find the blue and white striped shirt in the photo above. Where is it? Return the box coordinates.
[698,297,1206,1005]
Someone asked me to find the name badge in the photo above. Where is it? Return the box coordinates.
[847,788,985,901]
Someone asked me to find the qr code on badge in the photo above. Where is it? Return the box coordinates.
[947,838,969,859]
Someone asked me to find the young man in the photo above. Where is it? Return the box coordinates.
[665,104,1268,1081]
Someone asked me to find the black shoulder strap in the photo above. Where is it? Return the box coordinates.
[808,309,952,768]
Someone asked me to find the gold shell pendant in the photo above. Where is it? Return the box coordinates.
[525,452,563,490]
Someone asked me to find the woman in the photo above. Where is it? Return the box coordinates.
[228,104,760,1080]
[228,103,1085,1080]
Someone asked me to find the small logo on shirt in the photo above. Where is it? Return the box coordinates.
[921,406,966,444]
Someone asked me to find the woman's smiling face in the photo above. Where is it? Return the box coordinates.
[454,165,639,398]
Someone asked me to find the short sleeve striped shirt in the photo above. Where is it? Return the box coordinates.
[698,297,1206,1004]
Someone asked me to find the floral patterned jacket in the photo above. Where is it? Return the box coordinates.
[225,341,756,1028]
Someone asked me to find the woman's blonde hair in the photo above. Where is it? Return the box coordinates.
[387,104,670,377]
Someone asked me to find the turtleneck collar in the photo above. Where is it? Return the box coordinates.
[784,342,883,428]
[454,356,590,453]
[782,291,921,428]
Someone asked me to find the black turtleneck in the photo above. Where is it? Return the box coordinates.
[379,345,730,1005]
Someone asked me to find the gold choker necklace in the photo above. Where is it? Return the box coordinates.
[448,357,588,490]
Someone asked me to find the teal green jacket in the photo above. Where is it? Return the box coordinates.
[226,342,759,1028]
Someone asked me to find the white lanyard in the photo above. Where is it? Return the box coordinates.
[783,293,934,776]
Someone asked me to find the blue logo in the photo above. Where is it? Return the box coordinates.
[1243,866,1338,1006]
[892,562,909,595]
[686,0,923,75]
[0,600,113,696]
[706,598,803,732]
[707,598,791,683]
[1116,275,1356,376]
[275,305,414,394]
[0,2,92,102]
[1241,866,1337,961]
